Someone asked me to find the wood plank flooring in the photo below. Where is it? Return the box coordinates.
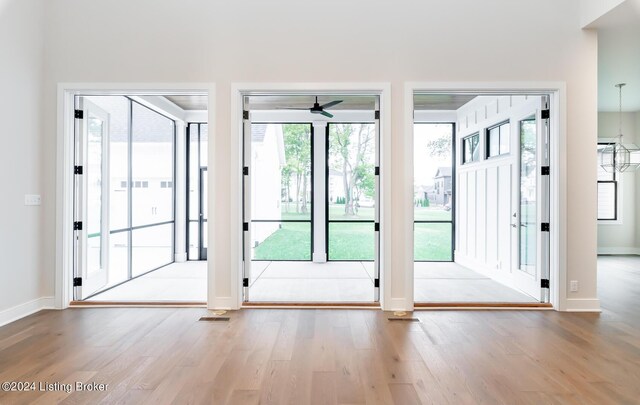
[0,256,639,404]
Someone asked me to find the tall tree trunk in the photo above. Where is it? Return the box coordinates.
[342,157,353,215]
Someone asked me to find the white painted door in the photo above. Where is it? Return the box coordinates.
[75,98,110,299]
[511,97,544,299]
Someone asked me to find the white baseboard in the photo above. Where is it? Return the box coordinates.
[174,252,188,262]
[597,247,640,255]
[383,297,413,312]
[561,298,601,312]
[208,296,238,310]
[0,297,55,328]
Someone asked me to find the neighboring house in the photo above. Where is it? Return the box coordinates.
[251,124,285,246]
[433,167,452,206]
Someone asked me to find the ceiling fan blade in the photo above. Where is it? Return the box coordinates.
[320,111,334,118]
[319,100,343,109]
[274,107,312,110]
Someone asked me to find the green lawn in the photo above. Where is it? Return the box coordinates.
[252,212,452,261]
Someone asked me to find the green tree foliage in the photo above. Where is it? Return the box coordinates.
[282,124,311,214]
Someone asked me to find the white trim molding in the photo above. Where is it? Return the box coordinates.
[56,83,215,310]
[0,297,55,328]
[229,82,392,310]
[562,298,602,312]
[404,82,571,311]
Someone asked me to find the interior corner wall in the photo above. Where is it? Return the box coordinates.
[637,112,640,251]
[39,0,599,311]
[597,112,639,254]
[0,0,49,324]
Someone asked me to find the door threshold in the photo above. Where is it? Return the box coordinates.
[70,300,206,308]
[242,302,380,309]
[414,302,552,309]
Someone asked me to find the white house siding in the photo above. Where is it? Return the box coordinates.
[455,96,543,289]
[251,124,284,246]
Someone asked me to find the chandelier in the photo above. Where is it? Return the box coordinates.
[600,83,640,173]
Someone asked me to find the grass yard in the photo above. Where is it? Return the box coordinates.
[252,210,453,261]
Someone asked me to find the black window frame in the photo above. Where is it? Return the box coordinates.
[597,142,618,221]
[462,132,480,164]
[485,120,510,159]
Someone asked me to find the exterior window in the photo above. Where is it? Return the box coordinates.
[142,181,148,188]
[597,143,617,220]
[486,121,510,158]
[462,133,480,164]
[120,181,127,188]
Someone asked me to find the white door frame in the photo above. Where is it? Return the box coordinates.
[404,82,565,311]
[55,83,215,309]
[230,83,392,310]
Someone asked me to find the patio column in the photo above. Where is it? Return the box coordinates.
[313,120,327,263]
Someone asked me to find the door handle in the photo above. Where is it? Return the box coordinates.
[511,223,517,228]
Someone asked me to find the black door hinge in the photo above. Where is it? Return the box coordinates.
[541,109,550,119]
[74,109,84,119]
[73,277,82,287]
[74,221,83,230]
[541,223,550,232]
[243,278,249,287]
[374,223,380,232]
[243,110,249,120]
[374,166,380,176]
[243,222,249,231]
[74,165,83,175]
[541,279,550,289]
[243,167,249,175]
[374,110,380,120]
[541,166,550,176]
[374,278,380,288]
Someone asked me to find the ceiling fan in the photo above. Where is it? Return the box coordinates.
[276,96,343,118]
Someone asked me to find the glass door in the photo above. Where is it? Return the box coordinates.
[512,97,547,300]
[326,123,376,261]
[75,99,110,299]
[250,123,313,262]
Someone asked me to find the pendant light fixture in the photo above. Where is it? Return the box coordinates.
[600,83,640,173]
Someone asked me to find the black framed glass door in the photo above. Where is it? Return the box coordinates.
[413,123,455,262]
[326,123,376,261]
[250,123,314,261]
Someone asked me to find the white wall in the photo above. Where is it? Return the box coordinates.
[597,111,640,254]
[30,0,600,311]
[0,0,50,324]
[455,96,542,291]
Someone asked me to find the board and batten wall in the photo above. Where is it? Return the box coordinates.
[597,111,640,255]
[455,96,542,288]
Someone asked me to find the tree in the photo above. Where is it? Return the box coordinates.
[282,124,311,214]
[426,135,452,157]
[329,124,375,216]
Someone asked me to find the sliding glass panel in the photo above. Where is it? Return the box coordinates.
[251,222,311,261]
[188,124,200,222]
[519,118,537,271]
[188,222,199,258]
[414,223,453,261]
[132,223,173,277]
[131,103,174,227]
[200,124,208,166]
[328,123,376,221]
[328,222,374,261]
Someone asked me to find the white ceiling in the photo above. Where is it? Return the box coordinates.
[413,94,477,111]
[165,95,208,111]
[246,95,377,111]
[594,0,640,112]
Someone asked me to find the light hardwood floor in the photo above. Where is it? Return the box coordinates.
[0,256,639,404]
